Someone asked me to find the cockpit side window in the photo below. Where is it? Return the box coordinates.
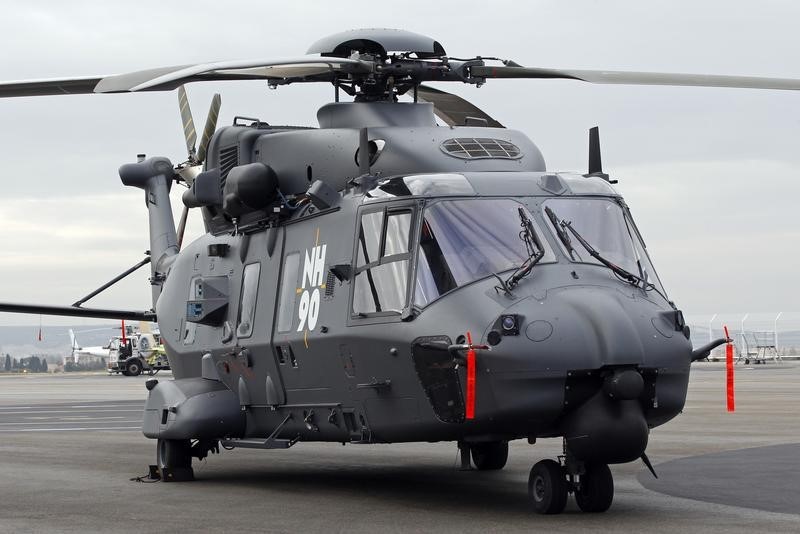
[542,197,667,298]
[352,206,414,316]
[357,211,383,267]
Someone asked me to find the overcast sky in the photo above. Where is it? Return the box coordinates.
[0,0,798,328]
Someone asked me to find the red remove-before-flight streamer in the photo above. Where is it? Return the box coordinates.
[465,331,476,420]
[724,325,735,412]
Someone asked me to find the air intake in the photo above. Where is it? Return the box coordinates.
[440,138,521,160]
[218,146,239,193]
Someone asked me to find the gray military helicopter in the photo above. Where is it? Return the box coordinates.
[1,28,796,514]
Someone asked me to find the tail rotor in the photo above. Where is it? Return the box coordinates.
[174,86,221,248]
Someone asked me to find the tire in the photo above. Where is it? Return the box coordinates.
[157,439,192,469]
[528,460,568,514]
[126,359,142,377]
[471,441,509,471]
[575,463,614,513]
[156,439,194,481]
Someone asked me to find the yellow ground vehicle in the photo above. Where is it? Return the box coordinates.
[107,331,170,376]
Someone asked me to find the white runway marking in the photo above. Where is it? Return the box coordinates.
[0,420,141,426]
[0,404,140,410]
[68,404,142,409]
[0,426,141,432]
[0,409,141,415]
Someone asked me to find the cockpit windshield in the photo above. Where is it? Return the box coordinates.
[543,198,666,297]
[414,199,555,306]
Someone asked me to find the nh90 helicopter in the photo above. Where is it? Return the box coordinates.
[2,29,797,514]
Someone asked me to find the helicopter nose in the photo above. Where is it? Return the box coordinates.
[483,286,690,464]
[551,286,647,367]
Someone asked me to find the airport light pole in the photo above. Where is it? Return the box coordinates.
[709,313,717,344]
[740,313,749,358]
[774,312,783,351]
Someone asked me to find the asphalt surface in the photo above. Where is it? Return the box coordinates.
[0,365,798,533]
[0,400,142,433]
[638,443,800,515]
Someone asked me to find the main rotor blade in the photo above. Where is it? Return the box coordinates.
[114,56,371,92]
[471,65,800,91]
[0,56,372,99]
[0,302,155,322]
[417,85,503,128]
[0,75,104,98]
[178,86,197,158]
[196,93,221,164]
[0,66,195,98]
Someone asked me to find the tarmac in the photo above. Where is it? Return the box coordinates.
[0,364,798,533]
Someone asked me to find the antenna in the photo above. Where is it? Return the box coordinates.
[588,126,602,175]
[586,126,616,183]
[358,127,370,175]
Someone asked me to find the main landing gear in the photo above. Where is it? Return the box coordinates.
[528,453,614,514]
[457,440,509,471]
[155,438,220,482]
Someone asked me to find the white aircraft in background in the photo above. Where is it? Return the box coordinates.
[67,329,110,365]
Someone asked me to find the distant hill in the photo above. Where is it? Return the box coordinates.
[0,324,119,359]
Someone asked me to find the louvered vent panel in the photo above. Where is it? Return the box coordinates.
[440,138,521,160]
[218,146,239,193]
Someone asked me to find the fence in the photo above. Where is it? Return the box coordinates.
[685,312,800,361]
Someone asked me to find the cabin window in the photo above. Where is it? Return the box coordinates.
[277,253,300,332]
[237,262,260,338]
[353,207,414,316]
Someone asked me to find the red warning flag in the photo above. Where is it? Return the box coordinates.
[724,325,735,412]
[465,331,476,420]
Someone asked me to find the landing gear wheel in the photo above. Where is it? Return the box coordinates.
[575,463,614,513]
[528,459,568,514]
[126,360,142,377]
[471,441,509,471]
[156,439,194,482]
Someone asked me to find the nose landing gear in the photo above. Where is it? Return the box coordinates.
[528,452,614,514]
[574,463,614,512]
[528,459,569,514]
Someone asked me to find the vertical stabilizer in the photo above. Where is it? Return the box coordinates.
[68,329,79,350]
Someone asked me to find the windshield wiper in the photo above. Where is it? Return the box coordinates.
[544,206,576,260]
[547,207,652,290]
[497,207,546,293]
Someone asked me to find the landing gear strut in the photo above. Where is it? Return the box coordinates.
[528,445,615,514]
